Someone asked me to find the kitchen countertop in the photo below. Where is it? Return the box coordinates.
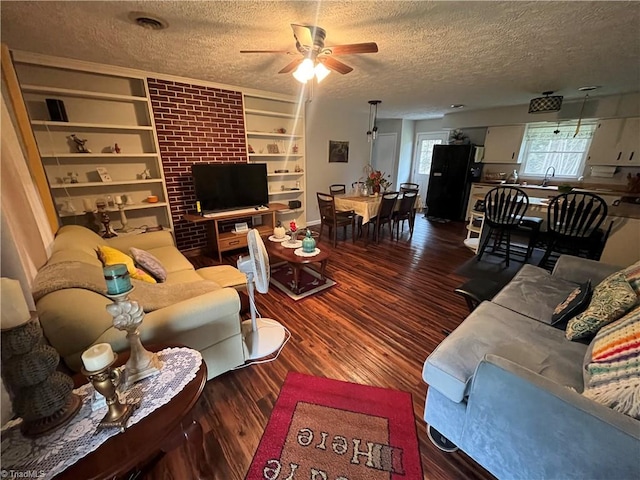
[472,182,640,219]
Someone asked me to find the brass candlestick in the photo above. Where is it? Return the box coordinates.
[82,354,139,432]
[106,288,162,386]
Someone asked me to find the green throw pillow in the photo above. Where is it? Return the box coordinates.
[565,273,637,341]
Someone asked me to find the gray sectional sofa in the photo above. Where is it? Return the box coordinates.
[422,255,640,479]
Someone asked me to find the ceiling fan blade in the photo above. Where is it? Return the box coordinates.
[278,58,303,74]
[240,49,293,54]
[291,24,314,48]
[319,56,353,75]
[325,42,379,55]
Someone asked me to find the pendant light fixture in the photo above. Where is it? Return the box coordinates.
[366,100,381,142]
[528,91,563,114]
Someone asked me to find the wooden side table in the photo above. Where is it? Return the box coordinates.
[57,345,207,480]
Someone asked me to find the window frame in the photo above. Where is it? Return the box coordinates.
[518,121,596,180]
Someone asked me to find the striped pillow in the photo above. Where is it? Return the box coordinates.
[583,307,640,419]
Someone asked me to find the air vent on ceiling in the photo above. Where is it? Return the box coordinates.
[128,12,168,30]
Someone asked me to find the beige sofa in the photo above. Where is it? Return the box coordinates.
[34,225,247,379]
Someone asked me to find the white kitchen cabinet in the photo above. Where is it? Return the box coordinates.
[587,117,639,166]
[483,125,525,163]
[14,54,173,233]
[618,117,640,166]
[244,94,306,227]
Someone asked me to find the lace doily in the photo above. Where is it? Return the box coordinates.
[282,239,302,248]
[294,248,321,257]
[0,347,202,480]
[268,234,291,242]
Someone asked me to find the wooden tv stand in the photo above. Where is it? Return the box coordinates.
[183,203,287,262]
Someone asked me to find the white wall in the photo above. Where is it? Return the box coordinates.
[397,119,415,186]
[376,119,417,188]
[305,98,370,224]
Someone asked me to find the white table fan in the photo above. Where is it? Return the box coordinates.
[237,229,286,359]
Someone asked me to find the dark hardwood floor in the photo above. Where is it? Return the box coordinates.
[146,216,496,480]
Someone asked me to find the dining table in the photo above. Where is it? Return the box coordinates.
[334,192,422,224]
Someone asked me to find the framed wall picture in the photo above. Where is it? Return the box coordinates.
[329,140,349,163]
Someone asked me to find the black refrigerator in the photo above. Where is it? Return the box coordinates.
[425,145,483,221]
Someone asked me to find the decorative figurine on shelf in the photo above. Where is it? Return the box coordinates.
[140,168,151,180]
[248,144,255,154]
[292,144,299,154]
[68,134,91,153]
[68,172,79,183]
[294,164,303,173]
[100,212,118,238]
[113,143,121,154]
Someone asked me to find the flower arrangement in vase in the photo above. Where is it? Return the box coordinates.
[289,221,298,242]
[364,165,392,194]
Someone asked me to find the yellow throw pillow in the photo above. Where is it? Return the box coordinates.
[97,245,156,284]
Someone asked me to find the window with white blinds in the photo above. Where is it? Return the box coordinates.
[520,122,596,178]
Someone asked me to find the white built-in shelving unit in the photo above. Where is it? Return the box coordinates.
[13,53,173,233]
[243,95,306,227]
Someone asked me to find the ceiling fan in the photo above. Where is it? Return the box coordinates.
[240,24,378,82]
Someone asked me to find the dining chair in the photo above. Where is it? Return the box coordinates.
[367,192,399,243]
[329,184,346,195]
[400,183,419,193]
[316,192,356,247]
[538,192,608,269]
[393,191,418,238]
[477,186,530,267]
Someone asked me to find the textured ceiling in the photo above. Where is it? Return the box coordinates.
[2,1,639,119]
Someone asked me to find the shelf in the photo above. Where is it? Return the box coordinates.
[244,108,299,119]
[41,153,158,159]
[267,172,304,177]
[463,238,480,251]
[21,84,149,103]
[31,120,153,131]
[269,190,304,196]
[50,179,163,189]
[466,224,482,234]
[59,202,169,217]
[246,131,302,139]
[249,154,303,158]
[275,209,299,214]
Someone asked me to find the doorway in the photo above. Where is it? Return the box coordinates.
[372,133,397,181]
[411,132,448,198]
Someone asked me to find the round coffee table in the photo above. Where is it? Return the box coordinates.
[57,344,207,480]
[265,240,331,294]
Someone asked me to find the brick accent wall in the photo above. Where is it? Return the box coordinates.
[148,78,247,252]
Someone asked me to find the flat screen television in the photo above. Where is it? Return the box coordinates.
[191,163,269,213]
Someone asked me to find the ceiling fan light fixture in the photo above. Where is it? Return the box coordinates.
[528,91,563,114]
[293,58,315,83]
[314,62,331,83]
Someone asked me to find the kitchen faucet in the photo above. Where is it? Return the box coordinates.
[542,166,556,187]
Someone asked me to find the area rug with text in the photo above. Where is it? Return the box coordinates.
[270,262,336,301]
[245,372,423,480]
